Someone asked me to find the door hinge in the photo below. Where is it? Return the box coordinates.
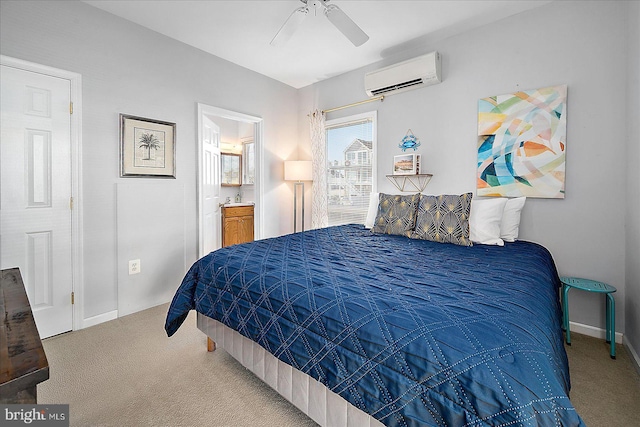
[71,292,75,305]
[70,196,74,210]
[70,102,73,115]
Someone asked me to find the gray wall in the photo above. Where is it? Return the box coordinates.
[625,1,640,360]
[0,1,299,320]
[299,1,638,356]
[1,0,638,361]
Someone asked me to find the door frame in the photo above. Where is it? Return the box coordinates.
[196,103,263,258]
[1,55,84,332]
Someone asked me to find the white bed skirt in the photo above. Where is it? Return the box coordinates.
[197,313,385,427]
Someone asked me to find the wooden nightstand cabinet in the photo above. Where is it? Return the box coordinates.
[222,205,254,247]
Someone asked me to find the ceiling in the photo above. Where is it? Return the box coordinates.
[83,0,552,89]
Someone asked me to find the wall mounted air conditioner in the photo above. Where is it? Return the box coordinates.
[364,51,441,97]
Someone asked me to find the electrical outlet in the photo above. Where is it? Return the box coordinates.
[128,259,141,275]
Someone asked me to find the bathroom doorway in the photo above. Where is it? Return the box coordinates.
[197,103,263,258]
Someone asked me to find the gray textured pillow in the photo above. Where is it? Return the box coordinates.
[371,193,420,236]
[411,193,473,246]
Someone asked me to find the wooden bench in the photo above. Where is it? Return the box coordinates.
[0,268,50,403]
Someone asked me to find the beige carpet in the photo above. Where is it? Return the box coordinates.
[39,303,640,426]
[563,333,640,426]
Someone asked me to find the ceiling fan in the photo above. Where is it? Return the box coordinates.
[271,0,369,47]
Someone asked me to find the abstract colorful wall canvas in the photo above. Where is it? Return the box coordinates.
[477,85,567,198]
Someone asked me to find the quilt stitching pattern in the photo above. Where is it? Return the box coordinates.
[166,225,584,427]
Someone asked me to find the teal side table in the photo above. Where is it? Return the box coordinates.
[561,276,616,359]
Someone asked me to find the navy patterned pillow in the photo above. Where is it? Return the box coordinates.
[411,193,473,246]
[371,193,420,236]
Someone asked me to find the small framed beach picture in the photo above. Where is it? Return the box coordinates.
[393,154,418,175]
[120,114,176,178]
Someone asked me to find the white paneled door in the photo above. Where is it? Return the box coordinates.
[1,65,73,338]
[201,115,221,256]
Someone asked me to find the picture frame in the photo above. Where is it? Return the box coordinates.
[393,154,419,175]
[120,114,176,178]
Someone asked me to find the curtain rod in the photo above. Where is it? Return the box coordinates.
[321,95,384,114]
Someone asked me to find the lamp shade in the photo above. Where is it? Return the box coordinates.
[284,160,313,181]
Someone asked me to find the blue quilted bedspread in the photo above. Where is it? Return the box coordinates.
[166,224,584,427]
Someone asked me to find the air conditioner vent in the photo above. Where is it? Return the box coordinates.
[365,52,441,97]
[370,78,424,96]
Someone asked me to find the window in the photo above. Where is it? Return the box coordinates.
[242,138,255,185]
[325,112,377,226]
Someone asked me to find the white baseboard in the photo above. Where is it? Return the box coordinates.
[82,309,118,329]
[569,321,623,344]
[623,336,640,373]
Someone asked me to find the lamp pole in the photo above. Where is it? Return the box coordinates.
[293,181,305,233]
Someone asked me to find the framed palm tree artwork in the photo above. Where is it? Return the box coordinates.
[120,114,176,178]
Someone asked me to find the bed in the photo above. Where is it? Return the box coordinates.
[165,219,584,426]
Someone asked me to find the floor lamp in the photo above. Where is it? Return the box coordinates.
[284,160,312,233]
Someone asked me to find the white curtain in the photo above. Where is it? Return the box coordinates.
[309,109,328,229]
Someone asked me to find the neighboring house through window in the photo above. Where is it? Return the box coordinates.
[325,111,377,226]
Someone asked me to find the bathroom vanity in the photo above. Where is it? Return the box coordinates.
[221,203,254,247]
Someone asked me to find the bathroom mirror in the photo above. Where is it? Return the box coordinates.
[221,153,242,186]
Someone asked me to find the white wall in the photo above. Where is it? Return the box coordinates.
[0,1,298,322]
[299,1,636,347]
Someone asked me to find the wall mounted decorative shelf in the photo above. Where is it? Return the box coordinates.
[386,174,433,192]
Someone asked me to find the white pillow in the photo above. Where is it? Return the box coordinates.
[469,198,508,246]
[364,192,380,229]
[500,197,526,242]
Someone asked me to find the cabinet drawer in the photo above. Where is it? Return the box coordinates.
[223,206,254,218]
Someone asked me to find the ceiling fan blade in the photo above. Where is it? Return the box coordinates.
[270,6,308,46]
[324,4,369,47]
